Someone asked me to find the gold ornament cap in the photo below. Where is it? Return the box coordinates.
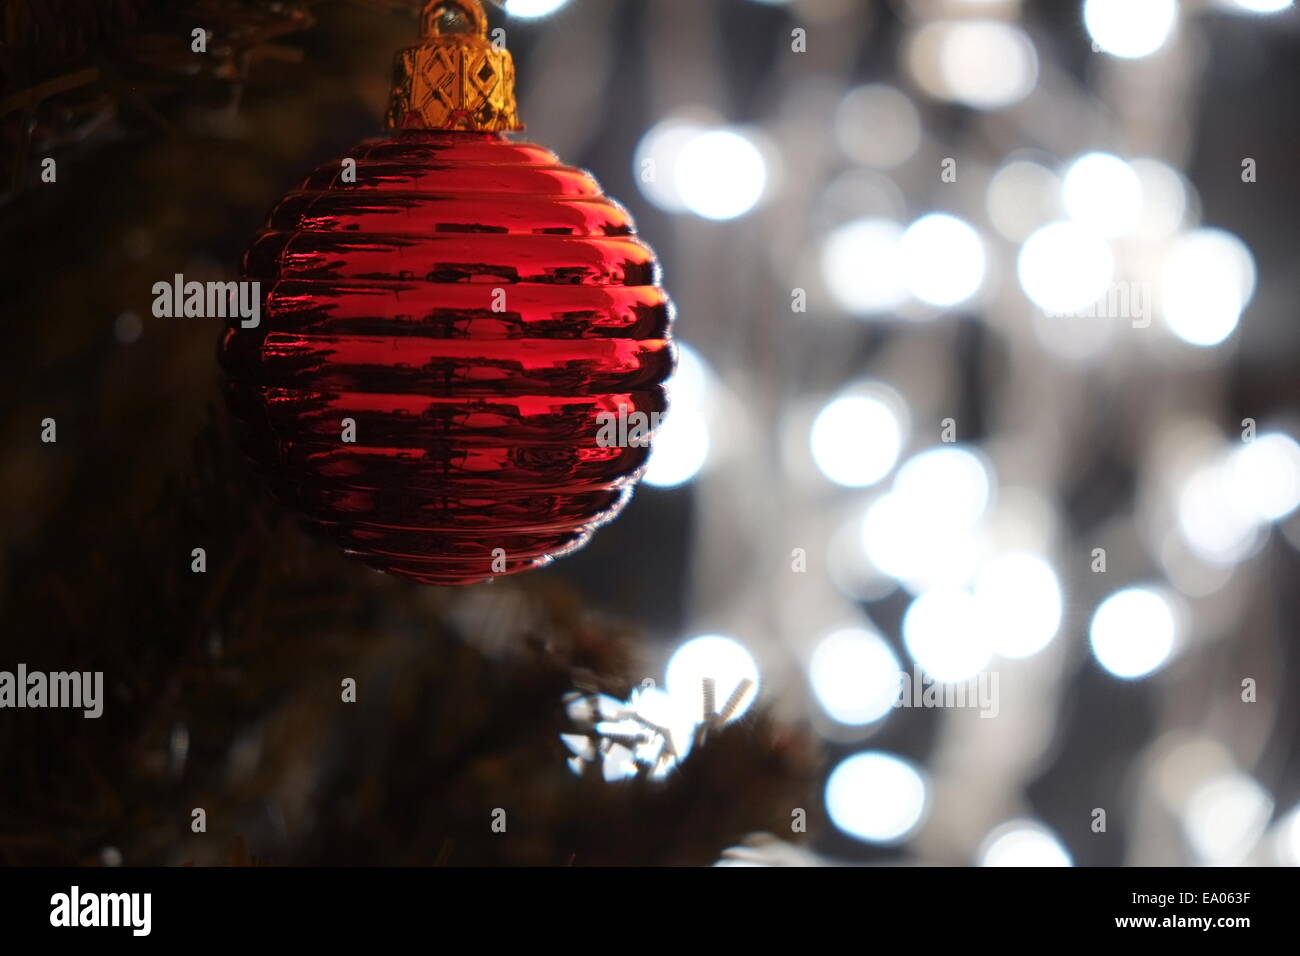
[386,0,522,132]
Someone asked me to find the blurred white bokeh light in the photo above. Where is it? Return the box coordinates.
[1221,0,1293,12]
[1063,153,1143,237]
[1229,433,1300,522]
[1089,587,1178,679]
[909,20,1039,109]
[825,752,929,844]
[810,627,902,725]
[504,0,571,16]
[896,446,992,526]
[1176,458,1264,566]
[1084,0,1177,59]
[974,552,1063,659]
[645,342,713,488]
[903,587,993,683]
[1131,158,1190,240]
[635,117,704,214]
[665,340,710,407]
[644,413,709,489]
[979,820,1073,866]
[822,218,907,315]
[810,394,904,487]
[1160,229,1256,347]
[675,129,768,221]
[900,213,987,307]
[1273,804,1300,866]
[862,446,993,591]
[1183,773,1274,864]
[862,492,970,587]
[1018,221,1114,315]
[666,634,759,723]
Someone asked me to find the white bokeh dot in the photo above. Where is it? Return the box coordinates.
[900,214,986,307]
[825,752,928,844]
[810,395,904,488]
[1089,587,1178,679]
[1084,0,1177,59]
[810,628,902,725]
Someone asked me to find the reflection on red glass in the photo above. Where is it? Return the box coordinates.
[221,131,675,585]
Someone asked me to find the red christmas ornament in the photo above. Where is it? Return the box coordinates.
[221,0,674,586]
